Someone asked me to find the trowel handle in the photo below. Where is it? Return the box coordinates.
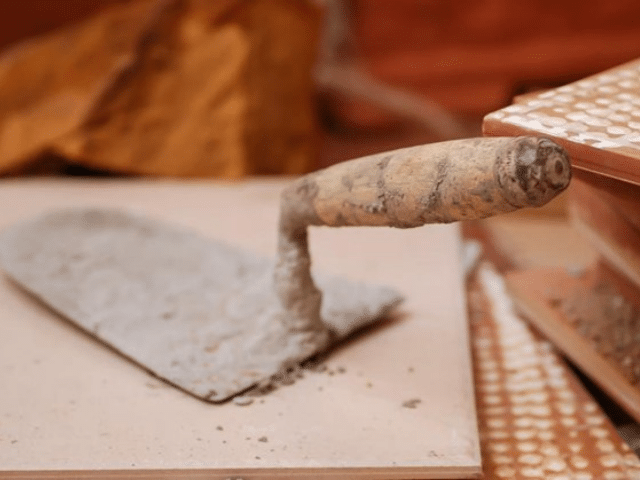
[273,137,570,348]
[279,136,570,232]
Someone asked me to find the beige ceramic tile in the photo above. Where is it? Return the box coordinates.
[0,179,480,479]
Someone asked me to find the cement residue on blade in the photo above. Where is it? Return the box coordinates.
[0,208,402,402]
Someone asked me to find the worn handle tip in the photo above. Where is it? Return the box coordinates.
[497,137,571,208]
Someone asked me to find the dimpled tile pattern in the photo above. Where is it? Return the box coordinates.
[469,264,640,480]
[483,58,640,184]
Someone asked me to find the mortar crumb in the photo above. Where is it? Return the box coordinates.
[233,396,254,406]
[402,398,421,409]
[309,362,327,373]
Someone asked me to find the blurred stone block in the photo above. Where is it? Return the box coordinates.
[0,0,321,177]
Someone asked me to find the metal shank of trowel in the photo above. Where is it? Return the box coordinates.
[273,136,571,349]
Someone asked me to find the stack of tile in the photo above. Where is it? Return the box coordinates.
[483,58,640,423]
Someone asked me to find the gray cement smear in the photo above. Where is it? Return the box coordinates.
[0,209,402,402]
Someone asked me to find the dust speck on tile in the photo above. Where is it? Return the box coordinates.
[402,398,422,409]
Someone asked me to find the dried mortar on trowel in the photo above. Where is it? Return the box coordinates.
[274,136,571,351]
[0,136,571,403]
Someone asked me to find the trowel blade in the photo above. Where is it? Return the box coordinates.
[0,209,402,402]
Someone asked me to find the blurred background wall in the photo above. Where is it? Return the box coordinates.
[0,1,131,49]
[1,0,640,173]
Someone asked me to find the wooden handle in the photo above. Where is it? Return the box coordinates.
[282,136,570,231]
[273,137,571,355]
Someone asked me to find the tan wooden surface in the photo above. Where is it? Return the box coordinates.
[0,178,480,479]
[481,215,598,271]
